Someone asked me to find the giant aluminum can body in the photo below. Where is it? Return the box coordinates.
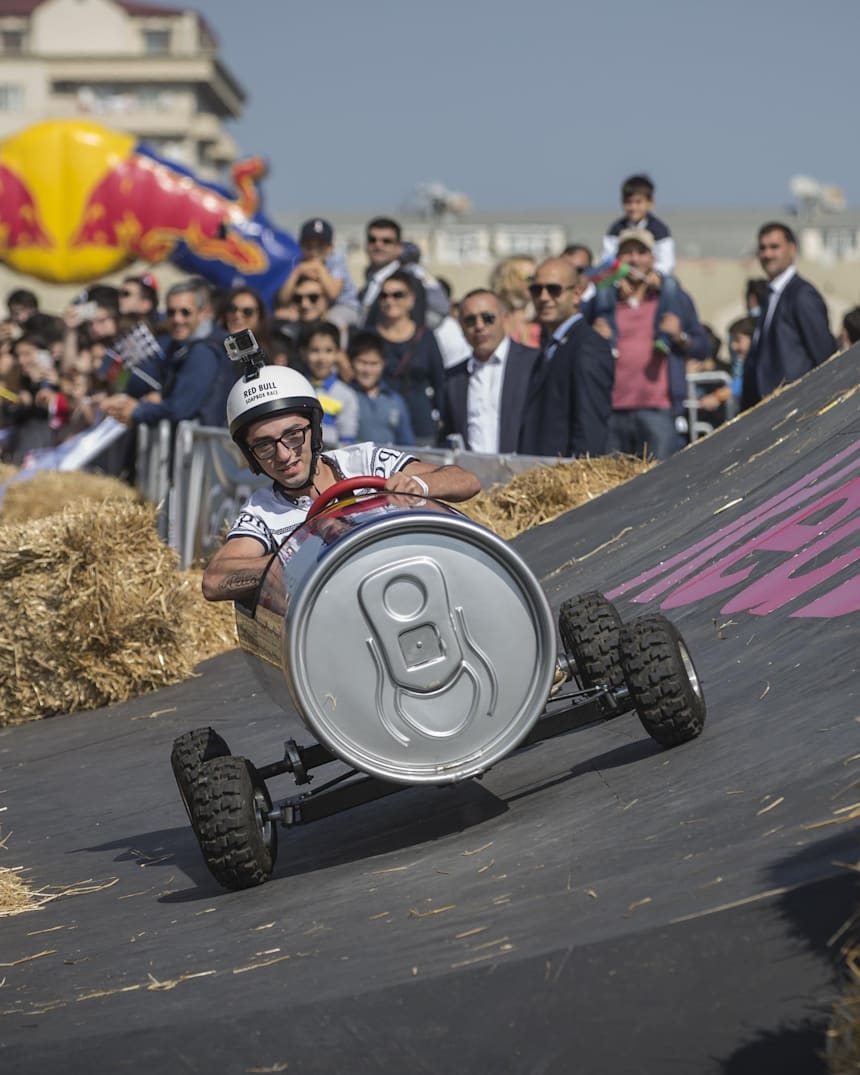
[235,492,556,785]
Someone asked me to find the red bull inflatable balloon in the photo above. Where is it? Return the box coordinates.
[0,120,300,305]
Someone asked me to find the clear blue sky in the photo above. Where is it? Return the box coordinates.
[201,0,857,214]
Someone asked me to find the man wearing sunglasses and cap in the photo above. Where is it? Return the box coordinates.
[518,258,614,458]
[439,289,538,453]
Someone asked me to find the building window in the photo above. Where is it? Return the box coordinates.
[1,30,25,54]
[143,29,171,55]
[137,86,175,111]
[0,84,24,111]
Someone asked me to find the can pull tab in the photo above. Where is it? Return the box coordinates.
[358,557,498,744]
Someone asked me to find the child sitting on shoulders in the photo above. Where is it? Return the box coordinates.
[601,173,674,277]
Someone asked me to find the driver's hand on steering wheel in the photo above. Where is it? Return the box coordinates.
[385,470,430,500]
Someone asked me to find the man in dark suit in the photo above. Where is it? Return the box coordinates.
[439,289,537,452]
[741,222,835,410]
[519,258,614,457]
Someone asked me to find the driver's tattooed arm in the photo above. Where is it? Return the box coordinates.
[202,536,270,602]
[219,569,265,595]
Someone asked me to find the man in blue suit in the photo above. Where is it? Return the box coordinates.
[741,222,835,411]
[439,289,538,453]
[518,258,615,458]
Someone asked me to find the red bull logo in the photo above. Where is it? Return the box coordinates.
[0,162,52,252]
[0,120,299,297]
[70,153,269,273]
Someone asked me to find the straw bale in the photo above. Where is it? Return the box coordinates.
[459,455,652,540]
[0,500,236,727]
[181,568,239,663]
[0,469,137,524]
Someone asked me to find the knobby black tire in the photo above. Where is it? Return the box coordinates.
[194,756,277,891]
[558,590,625,691]
[618,614,706,748]
[171,727,231,830]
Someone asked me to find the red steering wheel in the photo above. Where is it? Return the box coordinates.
[307,476,388,520]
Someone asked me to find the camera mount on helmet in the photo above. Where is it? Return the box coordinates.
[225,328,266,381]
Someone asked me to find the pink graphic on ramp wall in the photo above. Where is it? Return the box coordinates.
[606,442,860,619]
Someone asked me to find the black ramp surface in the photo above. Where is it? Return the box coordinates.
[1,349,859,1074]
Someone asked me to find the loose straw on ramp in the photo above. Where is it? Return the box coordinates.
[0,863,41,917]
[0,825,40,917]
[1,843,120,918]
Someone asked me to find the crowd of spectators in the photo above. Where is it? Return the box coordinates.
[0,173,851,475]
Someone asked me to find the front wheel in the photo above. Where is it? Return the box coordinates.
[618,615,706,747]
[558,591,625,691]
[171,727,231,832]
[193,756,278,891]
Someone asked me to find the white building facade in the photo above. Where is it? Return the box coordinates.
[0,0,244,180]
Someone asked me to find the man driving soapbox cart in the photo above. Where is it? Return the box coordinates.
[171,333,706,892]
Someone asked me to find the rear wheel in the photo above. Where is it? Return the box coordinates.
[618,615,706,747]
[558,591,625,691]
[193,756,278,891]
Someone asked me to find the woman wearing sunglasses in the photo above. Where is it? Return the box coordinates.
[217,287,289,366]
[374,270,445,446]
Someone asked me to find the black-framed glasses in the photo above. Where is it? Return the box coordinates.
[296,292,323,303]
[228,304,257,317]
[380,289,408,300]
[462,311,497,328]
[166,306,194,318]
[248,424,312,461]
[528,282,574,300]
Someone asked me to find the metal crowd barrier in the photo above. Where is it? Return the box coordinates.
[683,371,737,443]
[134,419,174,541]
[136,382,740,567]
[137,421,557,569]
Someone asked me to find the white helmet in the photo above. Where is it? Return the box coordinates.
[226,365,323,473]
